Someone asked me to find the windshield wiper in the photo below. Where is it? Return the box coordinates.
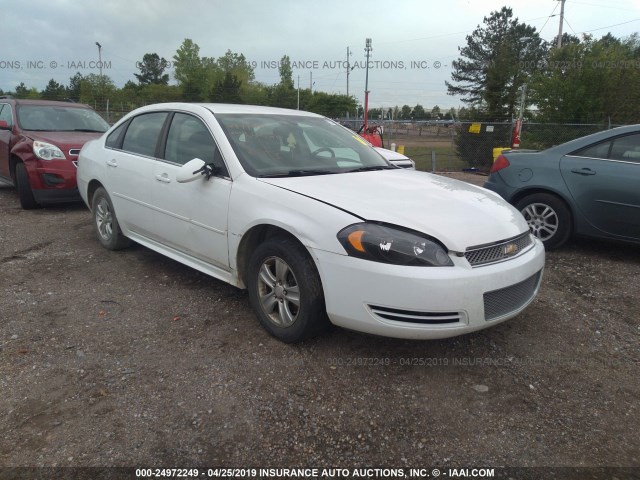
[258,169,336,178]
[345,165,397,173]
[72,128,106,133]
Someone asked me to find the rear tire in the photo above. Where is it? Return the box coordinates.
[516,193,571,250]
[91,187,131,250]
[247,236,328,343]
[15,162,39,210]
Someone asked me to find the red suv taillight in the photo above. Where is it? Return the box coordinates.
[490,154,510,174]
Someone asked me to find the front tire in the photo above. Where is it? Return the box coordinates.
[516,193,571,250]
[91,187,131,250]
[15,162,39,210]
[247,237,328,343]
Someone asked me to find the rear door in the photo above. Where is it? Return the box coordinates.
[561,133,640,240]
[105,111,169,239]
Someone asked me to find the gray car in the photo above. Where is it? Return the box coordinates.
[484,125,640,249]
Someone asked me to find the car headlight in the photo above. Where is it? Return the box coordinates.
[337,223,453,266]
[33,141,66,161]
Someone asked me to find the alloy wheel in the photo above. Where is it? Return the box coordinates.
[257,256,301,327]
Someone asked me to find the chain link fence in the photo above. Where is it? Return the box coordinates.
[92,109,625,173]
[340,119,625,172]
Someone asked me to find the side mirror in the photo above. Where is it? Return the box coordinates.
[0,120,10,130]
[176,158,206,183]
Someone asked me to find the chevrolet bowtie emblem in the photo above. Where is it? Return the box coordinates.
[504,243,519,256]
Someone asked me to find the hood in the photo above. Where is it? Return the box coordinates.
[25,131,104,149]
[374,147,410,161]
[260,169,528,251]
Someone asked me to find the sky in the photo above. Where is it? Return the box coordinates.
[1,0,639,110]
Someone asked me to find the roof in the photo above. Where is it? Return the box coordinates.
[138,102,321,117]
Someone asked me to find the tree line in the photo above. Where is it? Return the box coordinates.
[2,9,639,126]
[0,39,357,119]
[446,6,640,125]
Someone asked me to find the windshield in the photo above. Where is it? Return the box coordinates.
[215,113,391,177]
[16,105,110,132]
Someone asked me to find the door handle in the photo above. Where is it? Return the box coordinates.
[155,173,171,183]
[570,168,596,176]
[106,159,118,167]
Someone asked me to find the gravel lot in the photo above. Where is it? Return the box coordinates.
[1,173,639,475]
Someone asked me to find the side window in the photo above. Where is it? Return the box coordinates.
[121,112,168,157]
[610,134,640,162]
[105,122,128,149]
[164,113,228,176]
[0,104,13,127]
[574,141,611,160]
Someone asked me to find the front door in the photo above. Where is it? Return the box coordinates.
[150,112,231,270]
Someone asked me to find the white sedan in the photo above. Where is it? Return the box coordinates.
[77,103,545,343]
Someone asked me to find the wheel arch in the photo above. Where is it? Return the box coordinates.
[236,224,320,290]
[9,153,24,181]
[511,187,575,230]
[86,179,104,210]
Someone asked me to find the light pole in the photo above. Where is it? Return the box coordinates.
[95,42,102,77]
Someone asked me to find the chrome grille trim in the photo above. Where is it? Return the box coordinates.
[69,149,81,156]
[368,305,462,325]
[483,270,542,321]
[465,232,533,267]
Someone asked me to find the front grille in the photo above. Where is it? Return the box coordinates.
[368,305,462,324]
[465,232,533,267]
[483,270,542,321]
[69,149,81,156]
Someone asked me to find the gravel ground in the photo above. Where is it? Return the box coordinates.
[0,173,639,475]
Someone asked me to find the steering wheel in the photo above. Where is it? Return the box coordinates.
[311,147,336,159]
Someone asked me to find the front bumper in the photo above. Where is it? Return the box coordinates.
[27,160,82,204]
[313,237,545,339]
[32,187,81,204]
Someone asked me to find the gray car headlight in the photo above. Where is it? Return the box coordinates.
[337,223,453,266]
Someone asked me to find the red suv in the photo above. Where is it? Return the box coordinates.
[0,97,109,209]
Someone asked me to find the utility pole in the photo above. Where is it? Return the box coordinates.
[557,0,566,48]
[363,38,372,132]
[346,46,351,97]
[310,71,313,93]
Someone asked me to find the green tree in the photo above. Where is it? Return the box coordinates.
[173,39,207,100]
[400,105,412,119]
[15,82,30,98]
[412,104,425,119]
[66,72,84,101]
[530,33,640,125]
[446,6,546,120]
[135,53,170,85]
[304,91,356,117]
[41,79,66,100]
[278,55,294,89]
[79,74,116,109]
[210,71,243,103]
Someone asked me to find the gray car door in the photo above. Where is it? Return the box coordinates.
[560,133,640,240]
